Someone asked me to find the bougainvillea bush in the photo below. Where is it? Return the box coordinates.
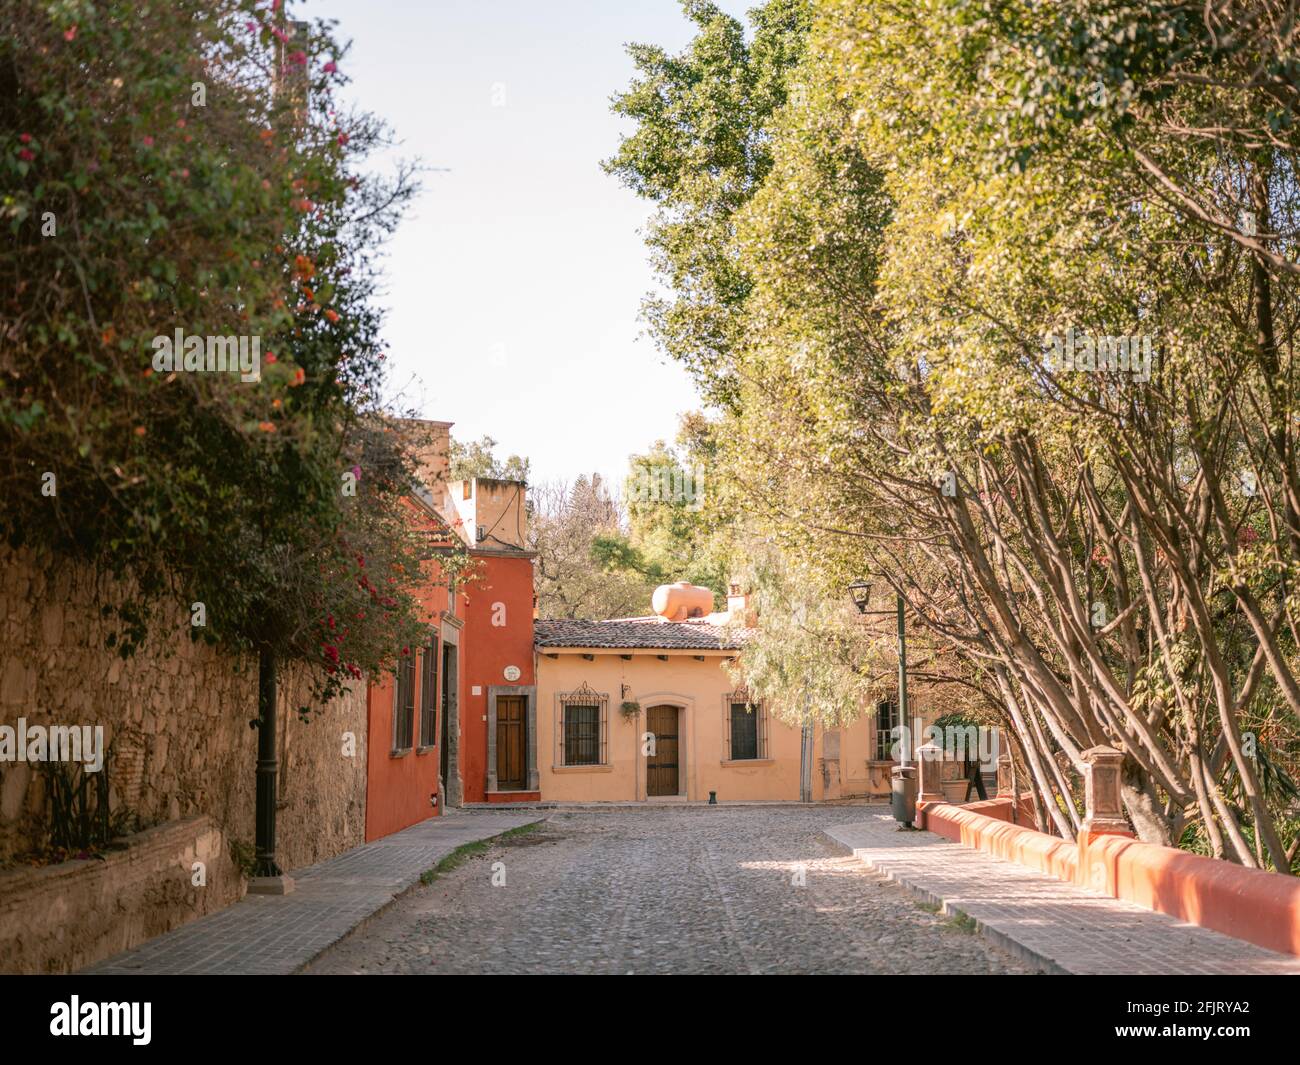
[0,0,458,702]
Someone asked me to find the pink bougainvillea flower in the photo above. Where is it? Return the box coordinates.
[323,61,338,74]
[176,119,186,128]
[337,132,349,146]
[63,25,77,41]
[17,148,34,161]
[351,465,361,480]
[290,367,306,386]
[18,133,31,143]
[288,50,306,66]
[141,136,154,148]
[265,352,277,364]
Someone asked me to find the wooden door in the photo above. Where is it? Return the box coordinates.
[496,695,526,789]
[440,643,456,789]
[646,704,679,797]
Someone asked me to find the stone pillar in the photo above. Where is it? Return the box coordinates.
[1080,745,1132,838]
[1077,745,1134,897]
[917,741,946,805]
[996,746,1013,799]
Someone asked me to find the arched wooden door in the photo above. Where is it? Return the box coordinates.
[645,705,679,797]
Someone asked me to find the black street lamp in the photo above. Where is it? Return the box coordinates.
[851,579,915,825]
[847,580,873,615]
[848,579,909,764]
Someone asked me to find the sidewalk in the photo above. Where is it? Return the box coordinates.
[823,812,1300,975]
[83,810,543,975]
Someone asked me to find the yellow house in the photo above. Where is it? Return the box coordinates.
[534,586,927,803]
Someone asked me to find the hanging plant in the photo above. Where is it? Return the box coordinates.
[620,700,641,719]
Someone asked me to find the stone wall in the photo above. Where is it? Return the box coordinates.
[0,816,239,973]
[0,545,367,921]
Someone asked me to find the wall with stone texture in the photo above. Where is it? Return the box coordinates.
[0,815,239,973]
[0,545,367,878]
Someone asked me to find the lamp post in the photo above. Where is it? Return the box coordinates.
[848,581,909,763]
[851,580,919,827]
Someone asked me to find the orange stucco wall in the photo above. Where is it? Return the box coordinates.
[364,499,462,841]
[460,552,536,803]
[922,799,1300,957]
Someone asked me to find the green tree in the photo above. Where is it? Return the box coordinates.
[604,0,812,408]
[448,434,530,482]
[531,475,654,619]
[0,1,441,710]
[609,0,1300,865]
[592,423,730,601]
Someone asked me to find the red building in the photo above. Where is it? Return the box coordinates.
[364,422,537,841]
[444,476,538,804]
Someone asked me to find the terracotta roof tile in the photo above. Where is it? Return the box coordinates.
[534,617,749,651]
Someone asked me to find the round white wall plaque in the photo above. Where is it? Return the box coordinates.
[503,665,521,682]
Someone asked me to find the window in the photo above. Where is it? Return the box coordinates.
[419,636,439,748]
[875,700,898,761]
[725,691,766,760]
[393,654,415,751]
[564,705,600,765]
[558,682,607,766]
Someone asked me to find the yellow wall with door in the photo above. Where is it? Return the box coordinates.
[536,648,909,803]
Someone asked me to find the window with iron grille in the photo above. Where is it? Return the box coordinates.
[728,696,764,764]
[558,682,607,766]
[419,636,438,748]
[393,654,416,751]
[875,699,898,761]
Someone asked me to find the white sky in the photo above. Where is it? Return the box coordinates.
[308,0,754,484]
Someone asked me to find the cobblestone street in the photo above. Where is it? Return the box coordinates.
[304,806,1032,975]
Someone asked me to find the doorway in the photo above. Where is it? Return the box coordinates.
[440,641,456,793]
[496,694,527,790]
[646,704,680,797]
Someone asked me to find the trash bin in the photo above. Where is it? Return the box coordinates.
[891,764,918,827]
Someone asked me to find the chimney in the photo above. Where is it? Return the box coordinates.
[397,419,453,502]
[449,477,529,551]
[726,581,752,624]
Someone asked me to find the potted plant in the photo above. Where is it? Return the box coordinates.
[620,700,641,720]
